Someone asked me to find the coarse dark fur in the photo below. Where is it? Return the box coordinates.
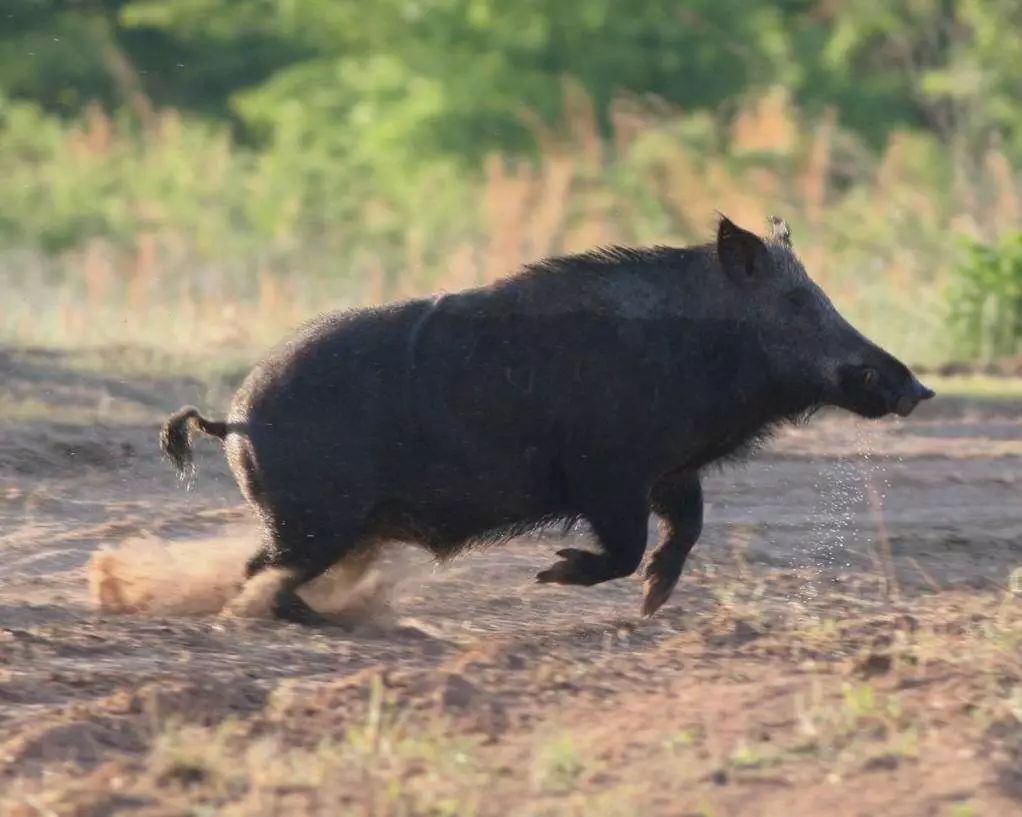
[160,215,934,623]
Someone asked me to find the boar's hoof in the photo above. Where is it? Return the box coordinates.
[641,573,679,618]
[272,590,331,626]
[536,548,608,586]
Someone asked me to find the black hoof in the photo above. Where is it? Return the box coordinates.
[271,591,330,626]
[536,548,605,586]
[641,572,678,617]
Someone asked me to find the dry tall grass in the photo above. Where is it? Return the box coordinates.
[3,87,1020,369]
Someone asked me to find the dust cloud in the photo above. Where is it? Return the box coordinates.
[87,527,419,626]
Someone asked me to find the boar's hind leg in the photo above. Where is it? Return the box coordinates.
[643,473,703,617]
[268,571,332,625]
[536,494,649,587]
[241,505,368,625]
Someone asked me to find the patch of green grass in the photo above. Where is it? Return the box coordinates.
[793,680,917,761]
[143,678,489,817]
[728,739,783,771]
[532,734,589,794]
[150,717,247,794]
[661,728,701,756]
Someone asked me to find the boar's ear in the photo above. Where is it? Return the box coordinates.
[716,215,772,283]
[768,216,792,246]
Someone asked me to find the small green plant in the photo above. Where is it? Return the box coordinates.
[533,734,587,793]
[728,740,779,770]
[841,682,881,720]
[796,680,913,760]
[662,728,700,755]
[149,717,245,793]
[948,233,1022,362]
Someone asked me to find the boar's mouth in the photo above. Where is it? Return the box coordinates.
[835,363,935,419]
[893,378,936,416]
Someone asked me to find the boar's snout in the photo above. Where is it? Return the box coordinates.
[834,345,934,419]
[894,377,935,417]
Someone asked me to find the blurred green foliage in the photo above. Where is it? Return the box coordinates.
[948,234,1022,362]
[5,1,1021,183]
[1,1,1020,363]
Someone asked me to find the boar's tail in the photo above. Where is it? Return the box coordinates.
[160,405,227,477]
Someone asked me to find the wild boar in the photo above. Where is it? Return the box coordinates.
[161,215,934,623]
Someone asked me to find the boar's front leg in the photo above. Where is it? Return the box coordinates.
[643,472,703,617]
[537,491,650,587]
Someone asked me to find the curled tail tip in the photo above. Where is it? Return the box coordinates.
[160,405,227,479]
[160,406,197,478]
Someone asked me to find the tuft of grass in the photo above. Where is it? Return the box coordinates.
[141,679,488,817]
[728,740,782,771]
[532,733,589,794]
[793,679,918,764]
[661,728,701,756]
[150,717,247,794]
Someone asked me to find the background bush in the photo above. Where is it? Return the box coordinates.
[949,234,1022,362]
[1,1,1020,365]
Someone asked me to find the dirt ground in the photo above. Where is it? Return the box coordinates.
[0,347,1019,817]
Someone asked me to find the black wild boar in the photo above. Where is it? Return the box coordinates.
[161,216,934,623]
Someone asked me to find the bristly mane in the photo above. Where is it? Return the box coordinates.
[519,245,682,277]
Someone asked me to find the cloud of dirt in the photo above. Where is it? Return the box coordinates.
[87,527,426,625]
[88,529,253,617]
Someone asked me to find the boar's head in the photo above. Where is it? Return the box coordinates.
[715,215,934,419]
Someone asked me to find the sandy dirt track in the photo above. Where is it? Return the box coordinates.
[0,348,1019,816]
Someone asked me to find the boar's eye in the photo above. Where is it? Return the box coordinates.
[786,289,813,310]
[861,367,879,388]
